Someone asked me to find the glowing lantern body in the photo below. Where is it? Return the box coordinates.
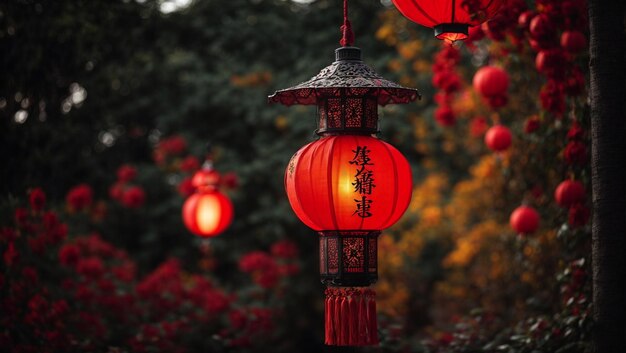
[182,168,233,237]
[391,0,504,42]
[286,135,412,232]
[269,45,419,346]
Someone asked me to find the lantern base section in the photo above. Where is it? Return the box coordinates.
[434,23,469,42]
[319,231,379,287]
[324,287,378,346]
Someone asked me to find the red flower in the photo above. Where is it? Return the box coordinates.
[540,80,565,116]
[203,289,230,313]
[66,184,94,211]
[112,261,136,282]
[239,251,281,288]
[270,240,299,259]
[76,257,104,279]
[117,164,137,182]
[109,182,124,201]
[157,135,187,156]
[470,116,488,138]
[485,94,508,109]
[279,263,300,276]
[22,266,38,284]
[3,242,18,266]
[229,309,248,330]
[524,116,541,134]
[28,234,47,255]
[15,208,29,227]
[177,177,195,197]
[221,172,239,189]
[564,141,587,165]
[434,106,456,127]
[28,188,46,211]
[432,71,461,93]
[121,186,146,208]
[567,121,585,140]
[569,203,590,227]
[1,227,17,243]
[564,66,585,96]
[180,156,200,172]
[239,251,276,272]
[59,244,81,266]
[256,269,279,289]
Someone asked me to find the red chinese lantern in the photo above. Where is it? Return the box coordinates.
[484,125,512,152]
[286,136,412,231]
[554,180,585,208]
[269,1,419,346]
[182,165,233,237]
[510,205,540,234]
[473,66,509,98]
[391,0,505,42]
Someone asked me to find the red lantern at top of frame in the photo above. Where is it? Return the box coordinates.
[391,0,505,42]
[182,162,234,238]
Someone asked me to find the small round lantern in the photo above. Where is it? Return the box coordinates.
[269,3,419,343]
[182,164,233,237]
[391,0,505,42]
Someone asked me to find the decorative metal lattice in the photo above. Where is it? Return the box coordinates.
[319,231,380,287]
[268,47,420,107]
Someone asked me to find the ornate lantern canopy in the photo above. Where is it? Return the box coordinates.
[391,0,504,42]
[268,0,419,346]
[182,161,234,237]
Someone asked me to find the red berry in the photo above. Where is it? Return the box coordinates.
[554,180,585,208]
[561,31,587,53]
[473,66,509,97]
[484,125,512,152]
[510,206,540,234]
[529,14,555,40]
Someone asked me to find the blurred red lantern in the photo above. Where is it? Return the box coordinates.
[269,2,419,343]
[182,166,233,237]
[561,31,587,53]
[554,180,585,208]
[484,125,512,152]
[510,205,540,234]
[391,0,504,42]
[473,66,509,98]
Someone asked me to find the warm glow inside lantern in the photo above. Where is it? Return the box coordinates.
[182,167,233,237]
[391,0,504,42]
[269,42,419,346]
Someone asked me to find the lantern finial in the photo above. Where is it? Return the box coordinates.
[339,0,354,47]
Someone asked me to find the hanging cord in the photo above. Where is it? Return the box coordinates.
[339,0,354,47]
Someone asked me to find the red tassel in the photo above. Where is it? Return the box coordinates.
[324,287,378,346]
[358,293,368,345]
[367,290,379,344]
[340,295,350,345]
[334,294,342,345]
[327,290,336,345]
[349,294,358,345]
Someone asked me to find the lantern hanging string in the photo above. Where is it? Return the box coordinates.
[339,0,354,47]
